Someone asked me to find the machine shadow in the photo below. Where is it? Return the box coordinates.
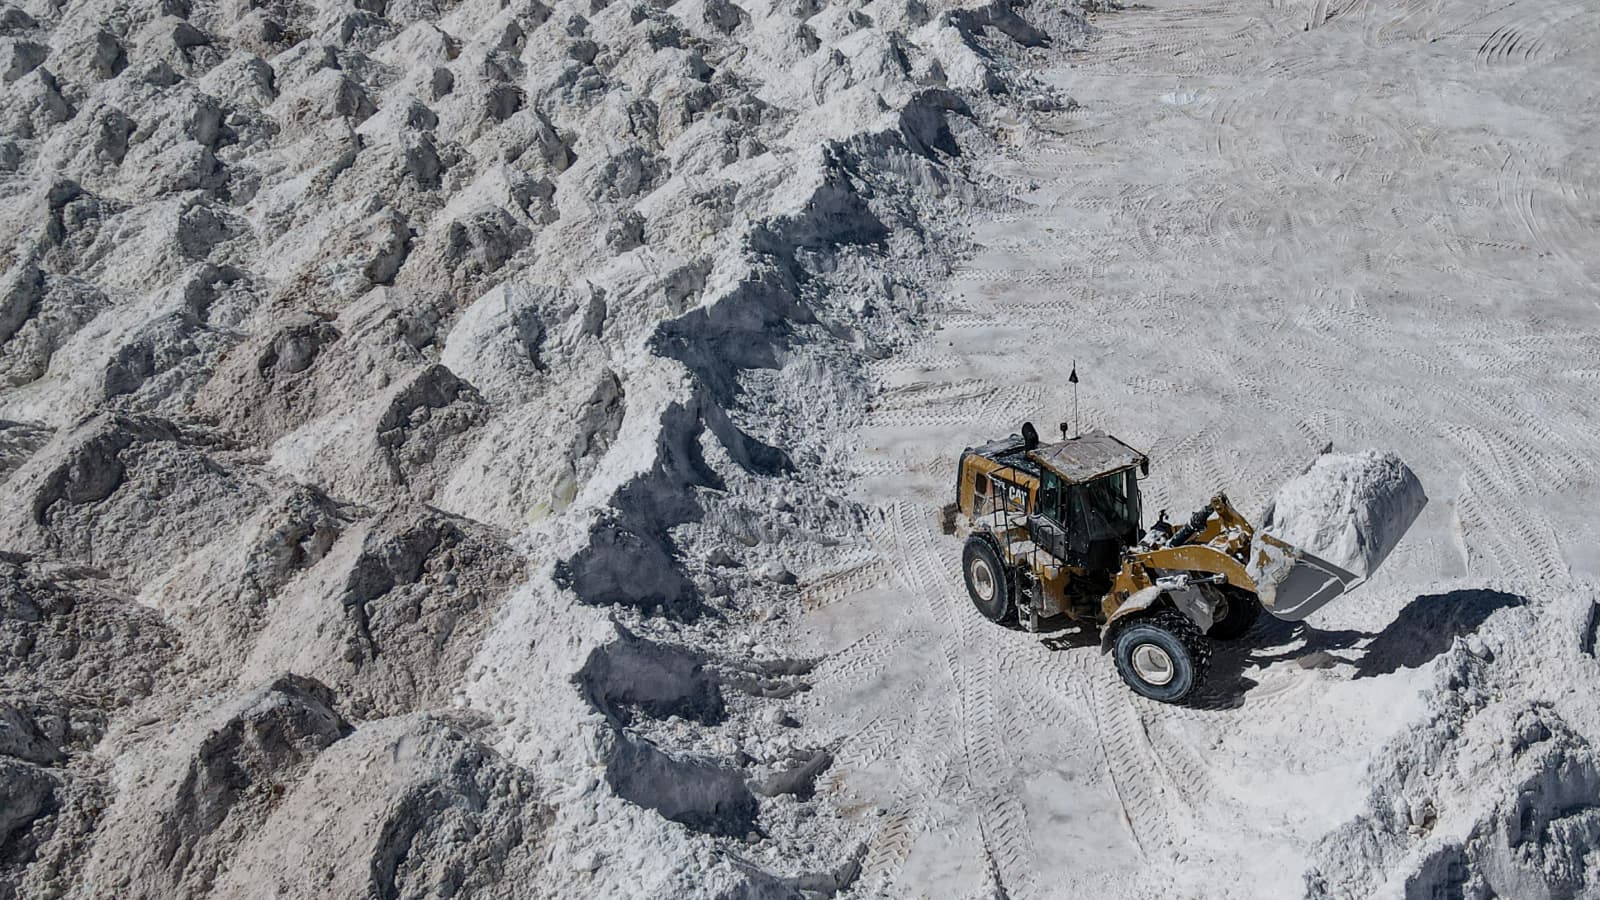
[1349,588,1525,677]
[1188,588,1526,710]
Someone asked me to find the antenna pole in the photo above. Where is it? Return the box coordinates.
[1072,359,1079,437]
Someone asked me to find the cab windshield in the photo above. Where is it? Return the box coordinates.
[1035,468,1142,540]
[1075,469,1140,541]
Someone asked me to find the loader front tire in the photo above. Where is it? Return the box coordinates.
[1207,588,1262,641]
[1112,611,1210,703]
[962,537,1014,624]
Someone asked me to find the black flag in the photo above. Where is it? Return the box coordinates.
[1069,362,1080,437]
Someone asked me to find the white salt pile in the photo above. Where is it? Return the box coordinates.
[1246,450,1427,620]
[1262,449,1428,580]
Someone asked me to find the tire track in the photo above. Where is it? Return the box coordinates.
[811,0,1600,894]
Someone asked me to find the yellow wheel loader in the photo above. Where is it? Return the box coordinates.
[954,423,1418,703]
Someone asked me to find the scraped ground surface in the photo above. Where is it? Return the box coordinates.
[804,1,1600,896]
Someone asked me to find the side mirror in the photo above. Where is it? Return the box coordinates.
[1140,456,1150,476]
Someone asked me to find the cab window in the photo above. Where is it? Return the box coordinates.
[1039,472,1065,523]
[1076,469,1141,540]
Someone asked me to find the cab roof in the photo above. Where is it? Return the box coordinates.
[1025,430,1147,484]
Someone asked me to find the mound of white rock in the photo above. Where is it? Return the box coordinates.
[1262,449,1428,580]
[1246,449,1428,620]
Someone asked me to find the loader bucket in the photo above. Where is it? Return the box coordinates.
[1247,449,1428,621]
[1248,534,1363,621]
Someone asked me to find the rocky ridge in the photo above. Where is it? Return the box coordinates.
[0,0,1088,893]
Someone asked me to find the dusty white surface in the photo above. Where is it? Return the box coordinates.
[797,1,1600,897]
[1,0,1076,889]
[1,0,1597,896]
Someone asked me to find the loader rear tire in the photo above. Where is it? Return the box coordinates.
[962,536,1014,624]
[1207,588,1262,641]
[1112,610,1210,703]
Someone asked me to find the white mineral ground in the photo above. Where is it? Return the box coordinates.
[0,0,1596,896]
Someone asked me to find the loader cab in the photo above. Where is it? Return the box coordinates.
[1033,467,1142,570]
[1022,430,1148,572]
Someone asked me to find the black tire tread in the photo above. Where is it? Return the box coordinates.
[1111,608,1211,702]
[1153,609,1212,679]
[962,534,1015,624]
